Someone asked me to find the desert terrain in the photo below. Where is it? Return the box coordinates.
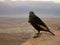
[0,18,60,45]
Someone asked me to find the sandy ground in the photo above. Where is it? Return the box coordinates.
[0,18,32,45]
[0,18,60,45]
[21,18,60,45]
[21,29,60,45]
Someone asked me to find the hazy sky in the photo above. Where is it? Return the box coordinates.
[0,0,60,3]
[0,1,60,18]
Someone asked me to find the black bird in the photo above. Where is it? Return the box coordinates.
[28,11,55,38]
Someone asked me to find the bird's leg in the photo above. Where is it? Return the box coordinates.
[35,31,40,37]
[37,31,40,35]
[33,31,40,38]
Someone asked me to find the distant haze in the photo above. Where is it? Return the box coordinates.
[0,1,60,18]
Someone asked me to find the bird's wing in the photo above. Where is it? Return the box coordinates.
[33,16,49,30]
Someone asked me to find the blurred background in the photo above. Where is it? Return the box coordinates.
[0,0,60,18]
[0,0,60,45]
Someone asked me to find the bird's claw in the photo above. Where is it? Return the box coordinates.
[33,35,40,38]
[33,33,40,38]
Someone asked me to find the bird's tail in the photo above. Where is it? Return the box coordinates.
[48,30,55,36]
[45,27,55,36]
[39,25,55,36]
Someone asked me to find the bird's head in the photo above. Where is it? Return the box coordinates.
[29,11,36,17]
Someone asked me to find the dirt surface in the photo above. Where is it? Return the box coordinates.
[0,18,60,45]
[21,30,60,45]
[21,18,60,45]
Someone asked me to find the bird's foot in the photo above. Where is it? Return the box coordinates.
[35,33,40,35]
[33,33,41,38]
[33,35,40,38]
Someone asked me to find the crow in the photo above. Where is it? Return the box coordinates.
[28,11,55,38]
